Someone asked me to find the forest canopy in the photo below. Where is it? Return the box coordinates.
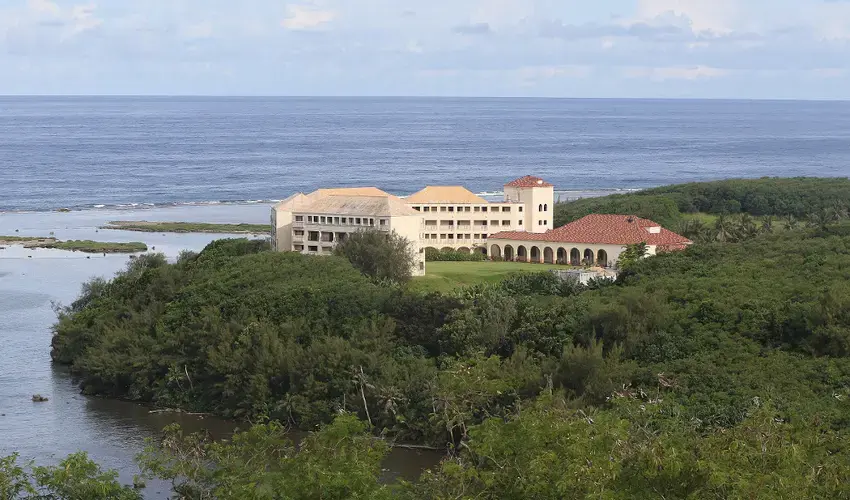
[37,177,850,498]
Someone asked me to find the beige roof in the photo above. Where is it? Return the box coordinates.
[274,187,391,211]
[406,186,488,204]
[298,194,419,217]
[317,187,389,197]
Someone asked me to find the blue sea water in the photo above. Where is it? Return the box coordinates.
[1,96,849,212]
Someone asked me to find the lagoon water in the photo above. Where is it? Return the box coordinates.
[0,204,439,497]
[1,97,849,495]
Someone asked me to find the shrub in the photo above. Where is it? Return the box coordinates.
[425,248,487,262]
[334,230,415,284]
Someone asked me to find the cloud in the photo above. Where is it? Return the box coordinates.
[624,65,730,81]
[281,3,336,30]
[452,22,491,35]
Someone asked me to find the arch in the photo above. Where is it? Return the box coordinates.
[544,247,554,264]
[425,247,438,253]
[597,249,609,268]
[538,204,543,212]
[504,245,514,261]
[478,246,488,255]
[517,245,528,262]
[441,247,454,252]
[583,248,595,265]
[570,248,581,266]
[490,244,502,259]
[557,247,567,264]
[530,246,541,263]
[457,247,471,254]
[544,203,548,212]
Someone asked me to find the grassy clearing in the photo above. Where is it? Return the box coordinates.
[410,261,569,294]
[102,221,270,234]
[681,212,719,224]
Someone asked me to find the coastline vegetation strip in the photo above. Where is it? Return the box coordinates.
[101,221,270,234]
[0,236,147,253]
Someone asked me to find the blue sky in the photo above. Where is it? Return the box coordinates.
[1,0,848,98]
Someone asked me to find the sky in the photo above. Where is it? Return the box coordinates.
[0,0,849,98]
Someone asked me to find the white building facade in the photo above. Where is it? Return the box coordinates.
[270,176,557,274]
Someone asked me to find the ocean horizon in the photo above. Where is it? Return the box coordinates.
[3,96,848,212]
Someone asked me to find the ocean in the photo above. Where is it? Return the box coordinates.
[2,97,848,213]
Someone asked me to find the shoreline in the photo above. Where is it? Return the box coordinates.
[0,188,639,215]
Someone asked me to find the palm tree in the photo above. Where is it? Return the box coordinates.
[783,214,798,231]
[714,214,736,243]
[760,216,774,234]
[738,214,759,240]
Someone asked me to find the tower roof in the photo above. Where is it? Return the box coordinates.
[505,175,553,188]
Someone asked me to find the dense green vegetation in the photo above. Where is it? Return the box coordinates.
[555,177,850,230]
[101,221,270,234]
[37,176,850,497]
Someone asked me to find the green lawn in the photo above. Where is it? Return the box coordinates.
[682,212,719,224]
[410,261,569,294]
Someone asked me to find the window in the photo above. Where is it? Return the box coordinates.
[323,247,333,253]
[334,217,340,224]
[431,234,437,239]
[482,234,488,239]
[465,234,471,239]
[518,220,523,225]
[440,207,447,212]
[465,207,471,212]
[380,219,387,226]
[294,230,304,237]
[503,220,510,226]
[308,231,319,241]
[414,206,421,211]
[307,216,313,223]
[431,206,437,212]
[448,234,454,240]
[502,207,511,212]
[474,207,481,212]
[538,204,543,212]
[295,215,303,222]
[482,207,488,212]
[448,207,454,212]
[492,220,500,226]
[424,234,430,240]
[544,204,548,212]
[440,234,446,239]
[294,244,304,251]
[474,234,480,239]
[308,245,318,252]
[544,220,548,226]
[356,218,361,224]
[538,220,543,226]
[320,216,327,223]
[423,206,429,212]
[457,207,464,212]
[341,217,347,224]
[519,206,523,212]
[369,218,374,226]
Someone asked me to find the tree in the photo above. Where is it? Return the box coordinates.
[334,230,415,285]
[0,453,141,500]
[617,242,648,269]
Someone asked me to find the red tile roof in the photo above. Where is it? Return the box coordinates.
[505,175,553,188]
[489,214,692,246]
